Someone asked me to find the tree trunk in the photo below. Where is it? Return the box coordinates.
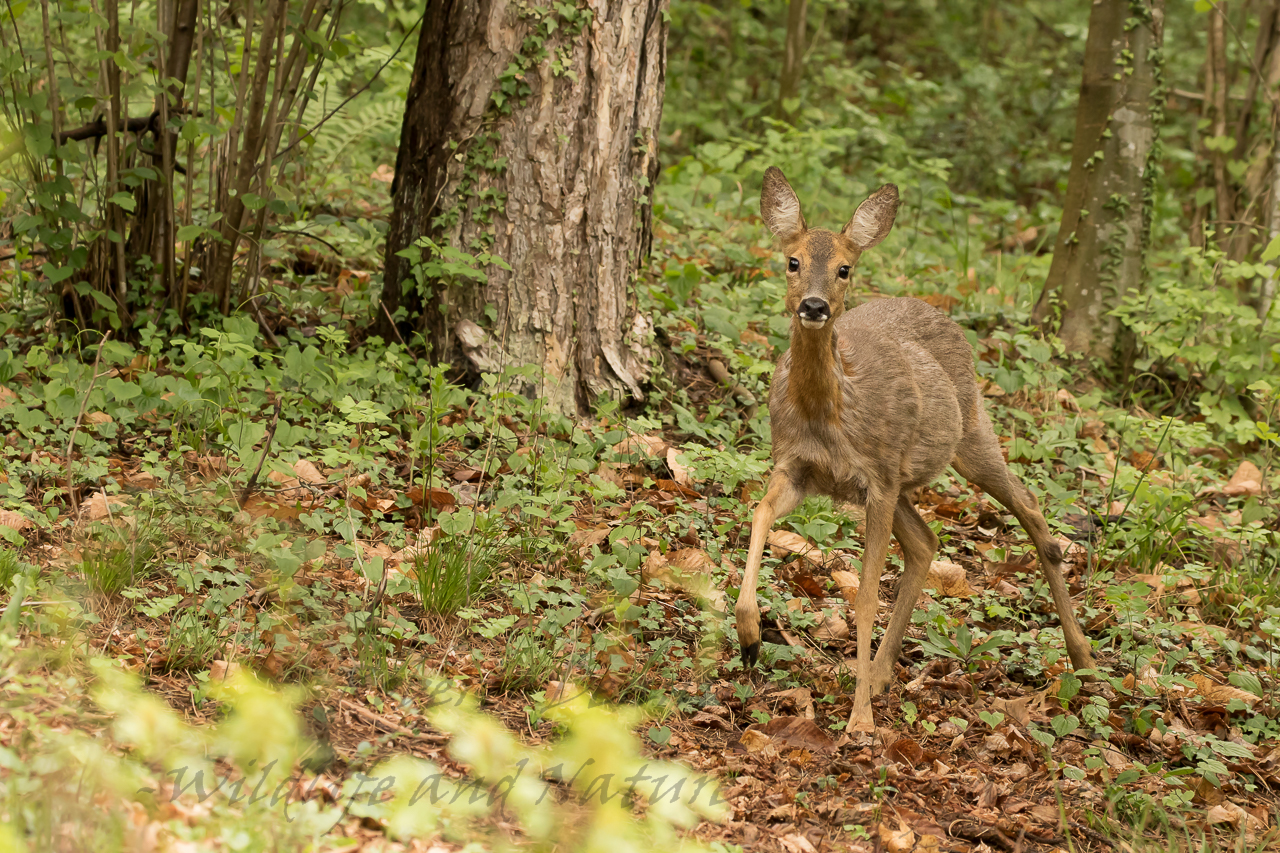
[778,0,807,121]
[124,0,200,310]
[1031,0,1164,367]
[1205,3,1234,251]
[380,0,668,415]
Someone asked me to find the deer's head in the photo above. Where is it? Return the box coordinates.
[759,166,899,330]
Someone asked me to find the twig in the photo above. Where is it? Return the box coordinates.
[0,248,49,261]
[339,698,449,743]
[380,301,408,347]
[64,333,112,517]
[366,568,390,615]
[275,14,423,161]
[249,292,280,349]
[707,358,758,417]
[238,399,283,509]
[1067,821,1117,849]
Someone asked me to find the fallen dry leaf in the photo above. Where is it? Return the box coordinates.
[666,447,695,487]
[1055,388,1079,412]
[361,541,395,562]
[389,527,442,564]
[293,459,326,484]
[406,486,456,511]
[570,524,611,557]
[885,735,926,767]
[1224,460,1263,497]
[124,470,161,489]
[768,529,841,570]
[208,660,243,681]
[990,695,1032,727]
[1206,802,1248,827]
[779,834,818,853]
[736,728,774,754]
[747,716,837,754]
[689,711,733,731]
[772,686,815,719]
[880,820,915,853]
[925,561,975,597]
[643,548,727,613]
[810,611,849,641]
[0,510,31,533]
[1190,674,1259,707]
[613,433,668,459]
[831,569,860,603]
[84,492,128,521]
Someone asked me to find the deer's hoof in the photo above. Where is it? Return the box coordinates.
[849,705,875,733]
[740,641,760,669]
[868,662,896,695]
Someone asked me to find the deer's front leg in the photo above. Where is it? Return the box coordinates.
[850,490,896,733]
[736,472,805,667]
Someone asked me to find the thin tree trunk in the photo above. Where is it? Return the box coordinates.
[382,0,668,415]
[1263,129,1280,321]
[90,0,130,328]
[1207,3,1234,248]
[210,0,280,313]
[126,0,200,313]
[1032,0,1165,368]
[778,0,807,121]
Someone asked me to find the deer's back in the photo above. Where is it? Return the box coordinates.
[837,297,981,435]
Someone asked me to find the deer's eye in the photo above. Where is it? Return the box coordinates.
[838,266,850,280]
[788,257,799,272]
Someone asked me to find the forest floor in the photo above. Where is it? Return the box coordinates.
[1,264,1279,853]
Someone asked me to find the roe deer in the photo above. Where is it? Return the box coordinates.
[736,166,1096,732]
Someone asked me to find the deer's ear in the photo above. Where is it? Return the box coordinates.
[760,166,806,240]
[842,183,899,250]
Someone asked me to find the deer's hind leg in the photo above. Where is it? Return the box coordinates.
[868,495,940,694]
[952,409,1096,673]
[849,489,898,733]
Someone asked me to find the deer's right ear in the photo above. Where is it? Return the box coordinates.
[760,166,806,240]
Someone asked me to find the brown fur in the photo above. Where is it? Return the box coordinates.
[737,166,1097,732]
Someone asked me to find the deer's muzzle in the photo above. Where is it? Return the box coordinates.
[797,296,831,329]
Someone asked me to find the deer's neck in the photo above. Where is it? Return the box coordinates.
[786,318,844,422]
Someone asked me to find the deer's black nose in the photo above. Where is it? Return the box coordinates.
[797,297,830,321]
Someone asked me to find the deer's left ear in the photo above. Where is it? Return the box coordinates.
[843,184,899,250]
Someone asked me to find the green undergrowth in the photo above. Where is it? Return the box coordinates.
[0,255,1277,846]
[2,165,1280,847]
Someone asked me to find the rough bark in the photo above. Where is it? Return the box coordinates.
[1031,0,1164,367]
[381,0,668,415]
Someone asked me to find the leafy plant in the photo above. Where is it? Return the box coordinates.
[912,618,1011,672]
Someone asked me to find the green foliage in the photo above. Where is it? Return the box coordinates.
[80,522,162,599]
[413,520,501,617]
[4,3,1280,848]
[912,615,1011,672]
[1114,241,1280,444]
